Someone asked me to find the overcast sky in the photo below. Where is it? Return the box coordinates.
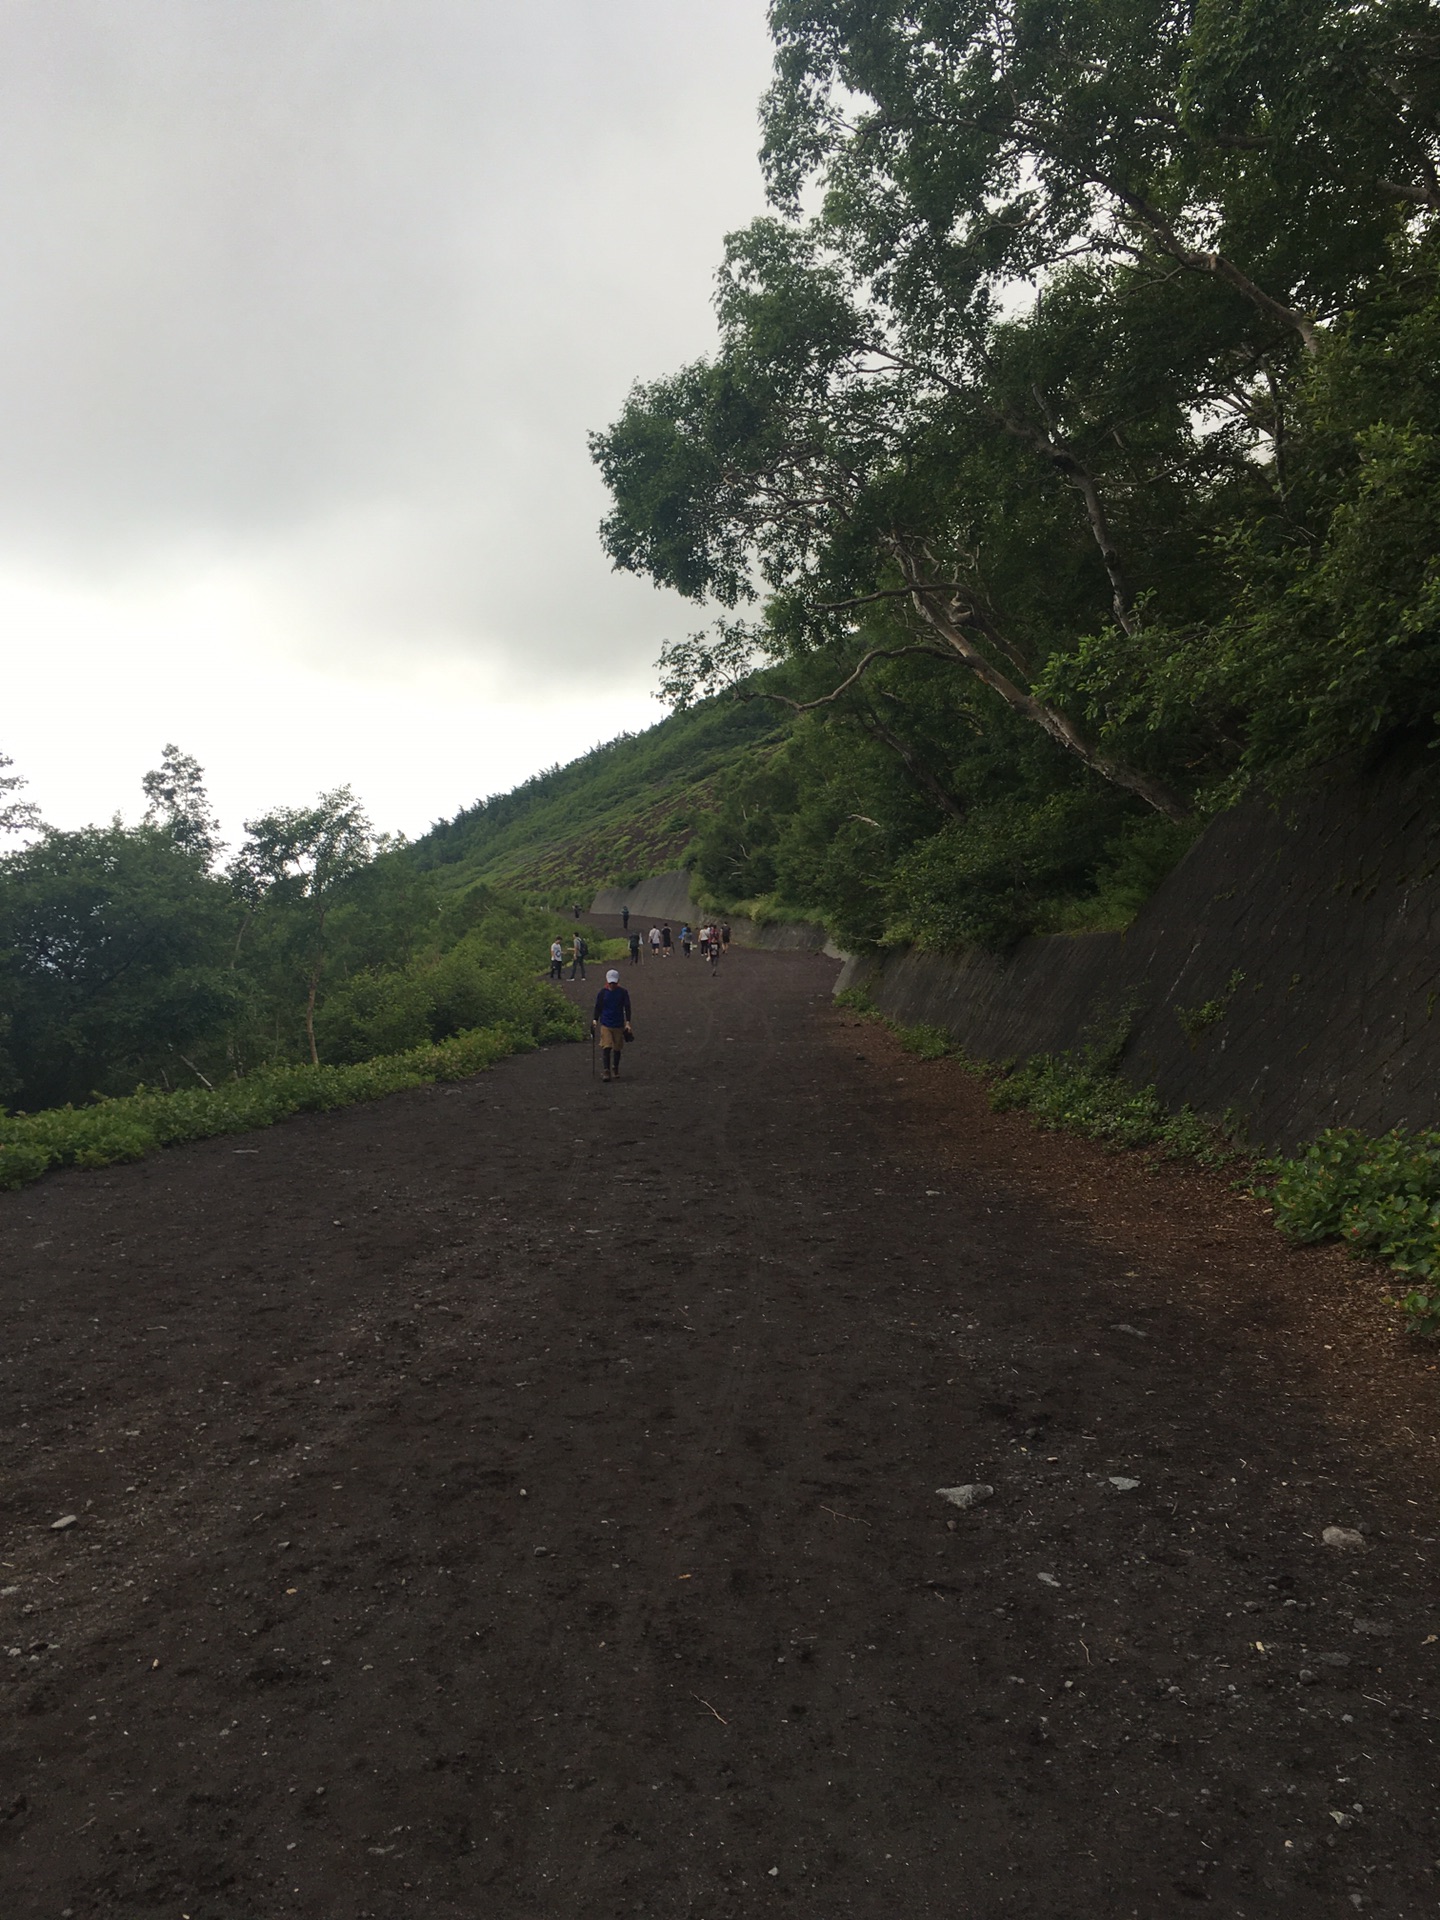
[0,0,774,843]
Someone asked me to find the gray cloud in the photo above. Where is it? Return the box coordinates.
[0,0,772,686]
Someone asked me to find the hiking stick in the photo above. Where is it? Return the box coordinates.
[590,1022,596,1078]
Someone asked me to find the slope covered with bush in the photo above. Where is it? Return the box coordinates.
[404,697,781,897]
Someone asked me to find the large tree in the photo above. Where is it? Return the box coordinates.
[0,824,237,1108]
[232,790,378,1066]
[595,0,1440,837]
[594,217,1246,819]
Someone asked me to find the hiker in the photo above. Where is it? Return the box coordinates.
[570,931,588,980]
[628,929,642,966]
[621,905,630,930]
[592,968,633,1082]
[661,921,673,958]
[573,903,581,919]
[549,937,564,981]
[648,924,662,957]
[721,922,732,951]
[697,925,710,959]
[680,922,692,957]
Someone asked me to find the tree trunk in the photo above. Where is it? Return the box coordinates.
[1110,186,1321,355]
[1007,396,1139,636]
[901,574,1191,821]
[305,969,321,1067]
[304,903,326,1067]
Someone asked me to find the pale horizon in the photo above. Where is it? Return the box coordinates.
[0,0,773,844]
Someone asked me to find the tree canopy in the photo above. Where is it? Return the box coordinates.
[594,0,1440,886]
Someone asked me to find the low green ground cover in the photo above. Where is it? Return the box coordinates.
[1265,1128,1440,1335]
[0,999,581,1192]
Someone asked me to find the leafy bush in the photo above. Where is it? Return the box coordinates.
[989,1052,1238,1165]
[896,1022,962,1061]
[0,1006,581,1193]
[1267,1127,1440,1334]
[315,928,579,1063]
[884,791,1138,952]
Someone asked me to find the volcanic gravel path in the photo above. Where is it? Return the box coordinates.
[2,927,1439,1919]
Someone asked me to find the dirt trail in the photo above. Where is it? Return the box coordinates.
[1,928,1437,1918]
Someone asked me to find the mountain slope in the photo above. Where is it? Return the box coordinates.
[406,696,784,896]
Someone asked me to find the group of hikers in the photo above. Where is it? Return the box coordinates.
[617,907,730,968]
[549,917,732,983]
[547,907,735,1083]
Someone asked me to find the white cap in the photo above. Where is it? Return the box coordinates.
[606,969,620,982]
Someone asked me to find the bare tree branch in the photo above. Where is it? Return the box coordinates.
[734,643,955,714]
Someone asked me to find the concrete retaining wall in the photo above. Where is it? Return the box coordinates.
[590,871,698,920]
[590,874,841,954]
[838,750,1440,1152]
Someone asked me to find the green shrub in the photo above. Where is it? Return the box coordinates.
[989,1052,1238,1165]
[896,1022,960,1061]
[0,1007,580,1193]
[834,984,879,1016]
[1267,1127,1440,1334]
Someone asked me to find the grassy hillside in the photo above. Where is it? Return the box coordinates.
[406,696,784,897]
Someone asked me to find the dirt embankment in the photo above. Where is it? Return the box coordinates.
[1,929,1437,1918]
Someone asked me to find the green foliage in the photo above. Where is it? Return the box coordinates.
[989,1054,1239,1165]
[406,697,782,896]
[895,1022,961,1062]
[0,748,586,1118]
[0,750,41,838]
[885,791,1138,952]
[589,0,1440,962]
[689,658,1200,951]
[1267,1127,1440,1332]
[1051,816,1205,934]
[315,910,579,1063]
[1176,971,1248,1044]
[0,822,242,1109]
[0,1012,581,1194]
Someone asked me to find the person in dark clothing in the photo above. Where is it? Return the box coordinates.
[570,932,588,980]
[628,931,642,966]
[622,905,630,930]
[592,969,633,1081]
[660,922,673,957]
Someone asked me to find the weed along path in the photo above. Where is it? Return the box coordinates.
[2,931,1439,1919]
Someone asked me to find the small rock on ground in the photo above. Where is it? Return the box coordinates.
[936,1484,994,1511]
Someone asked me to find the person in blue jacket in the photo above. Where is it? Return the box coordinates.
[592,969,634,1081]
